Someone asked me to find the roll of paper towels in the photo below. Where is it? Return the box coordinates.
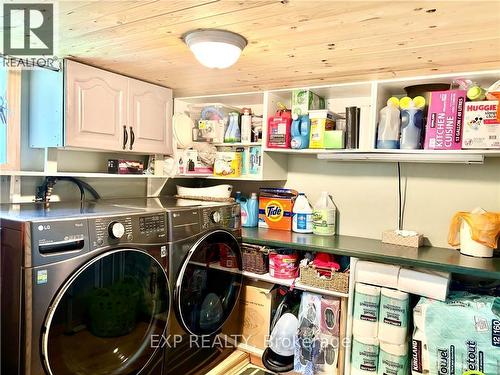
[355,261,400,288]
[398,268,450,301]
[378,341,409,375]
[352,283,381,338]
[351,336,380,375]
[378,288,410,345]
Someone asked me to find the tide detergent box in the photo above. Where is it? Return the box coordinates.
[462,101,500,149]
[258,188,298,231]
[424,90,466,150]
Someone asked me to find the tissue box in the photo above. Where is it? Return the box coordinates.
[382,230,424,248]
[462,101,500,149]
[424,90,466,150]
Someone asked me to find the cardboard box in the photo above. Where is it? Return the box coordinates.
[292,90,325,117]
[424,90,466,150]
[258,188,298,231]
[462,101,500,149]
[178,150,213,175]
[222,281,278,350]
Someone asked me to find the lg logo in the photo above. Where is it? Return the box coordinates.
[3,3,54,55]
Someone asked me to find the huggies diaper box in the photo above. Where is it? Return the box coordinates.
[424,90,466,150]
[258,188,298,230]
[462,101,500,149]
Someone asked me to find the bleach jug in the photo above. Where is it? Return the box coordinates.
[400,104,424,149]
[312,191,336,236]
[291,115,311,149]
[377,98,400,149]
[292,193,313,233]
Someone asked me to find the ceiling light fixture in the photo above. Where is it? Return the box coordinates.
[183,29,247,69]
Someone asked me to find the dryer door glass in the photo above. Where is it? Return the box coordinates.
[176,230,242,336]
[43,249,170,375]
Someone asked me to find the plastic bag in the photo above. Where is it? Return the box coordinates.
[448,211,500,249]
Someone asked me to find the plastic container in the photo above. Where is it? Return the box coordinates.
[268,250,298,279]
[244,193,259,228]
[291,115,311,149]
[240,108,252,143]
[224,112,241,143]
[292,193,313,233]
[312,191,336,236]
[400,105,424,149]
[377,98,401,149]
[267,109,292,148]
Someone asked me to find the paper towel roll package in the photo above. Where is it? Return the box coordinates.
[378,341,409,375]
[355,261,400,289]
[353,283,381,338]
[351,336,380,375]
[411,292,500,375]
[378,288,410,345]
[398,268,450,301]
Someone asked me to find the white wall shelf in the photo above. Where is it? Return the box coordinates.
[0,171,170,178]
[317,152,485,164]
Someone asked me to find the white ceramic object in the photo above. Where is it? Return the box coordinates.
[172,112,194,149]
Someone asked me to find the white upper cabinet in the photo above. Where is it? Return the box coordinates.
[65,60,128,151]
[128,79,173,154]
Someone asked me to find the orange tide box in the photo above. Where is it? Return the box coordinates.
[258,188,298,231]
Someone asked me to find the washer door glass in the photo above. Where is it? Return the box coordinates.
[43,249,170,375]
[176,230,242,336]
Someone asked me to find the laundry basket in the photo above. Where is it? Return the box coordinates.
[299,264,349,294]
[241,243,269,274]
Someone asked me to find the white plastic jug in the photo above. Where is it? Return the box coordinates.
[312,191,336,236]
[377,98,401,149]
[292,193,313,233]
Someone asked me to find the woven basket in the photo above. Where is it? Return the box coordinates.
[299,264,349,294]
[241,244,269,274]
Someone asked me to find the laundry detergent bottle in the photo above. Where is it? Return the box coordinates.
[376,97,401,149]
[244,193,259,227]
[312,191,336,236]
[292,193,313,233]
[224,112,241,143]
[291,115,311,149]
[400,100,424,149]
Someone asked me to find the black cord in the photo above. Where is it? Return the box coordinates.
[35,176,100,203]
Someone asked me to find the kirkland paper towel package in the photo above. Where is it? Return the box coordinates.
[398,268,450,301]
[353,283,381,338]
[411,292,500,375]
[378,288,410,345]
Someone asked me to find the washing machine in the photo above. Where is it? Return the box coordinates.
[0,201,171,375]
[162,200,243,374]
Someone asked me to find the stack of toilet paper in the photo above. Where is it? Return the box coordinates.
[351,282,410,375]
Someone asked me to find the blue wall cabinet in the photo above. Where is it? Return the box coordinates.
[30,60,173,154]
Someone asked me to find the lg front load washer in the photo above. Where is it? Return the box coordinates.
[0,201,171,375]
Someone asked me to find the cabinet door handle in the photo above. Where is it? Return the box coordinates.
[123,125,128,150]
[129,126,135,150]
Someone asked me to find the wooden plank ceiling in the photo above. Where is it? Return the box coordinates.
[57,1,500,97]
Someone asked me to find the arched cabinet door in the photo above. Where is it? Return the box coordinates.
[175,230,242,337]
[128,79,173,155]
[65,60,128,151]
[42,249,170,375]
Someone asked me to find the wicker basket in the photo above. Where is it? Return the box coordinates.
[299,264,349,294]
[241,243,269,274]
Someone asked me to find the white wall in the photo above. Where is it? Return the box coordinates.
[281,156,500,247]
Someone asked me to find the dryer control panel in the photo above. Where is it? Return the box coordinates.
[89,213,167,249]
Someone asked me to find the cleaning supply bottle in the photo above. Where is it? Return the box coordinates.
[400,97,425,149]
[292,193,313,233]
[376,97,401,149]
[312,192,336,236]
[243,193,259,227]
[240,108,252,143]
[224,112,241,143]
[291,115,311,149]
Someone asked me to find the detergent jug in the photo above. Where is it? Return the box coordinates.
[239,193,259,227]
[291,115,311,149]
[400,104,424,149]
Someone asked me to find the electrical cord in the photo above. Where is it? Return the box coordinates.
[35,176,100,203]
[396,162,408,231]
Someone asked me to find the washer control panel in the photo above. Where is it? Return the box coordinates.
[89,213,167,249]
[201,204,240,231]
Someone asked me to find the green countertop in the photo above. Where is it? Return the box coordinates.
[242,228,500,279]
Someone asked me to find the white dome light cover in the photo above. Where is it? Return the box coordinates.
[183,29,247,69]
